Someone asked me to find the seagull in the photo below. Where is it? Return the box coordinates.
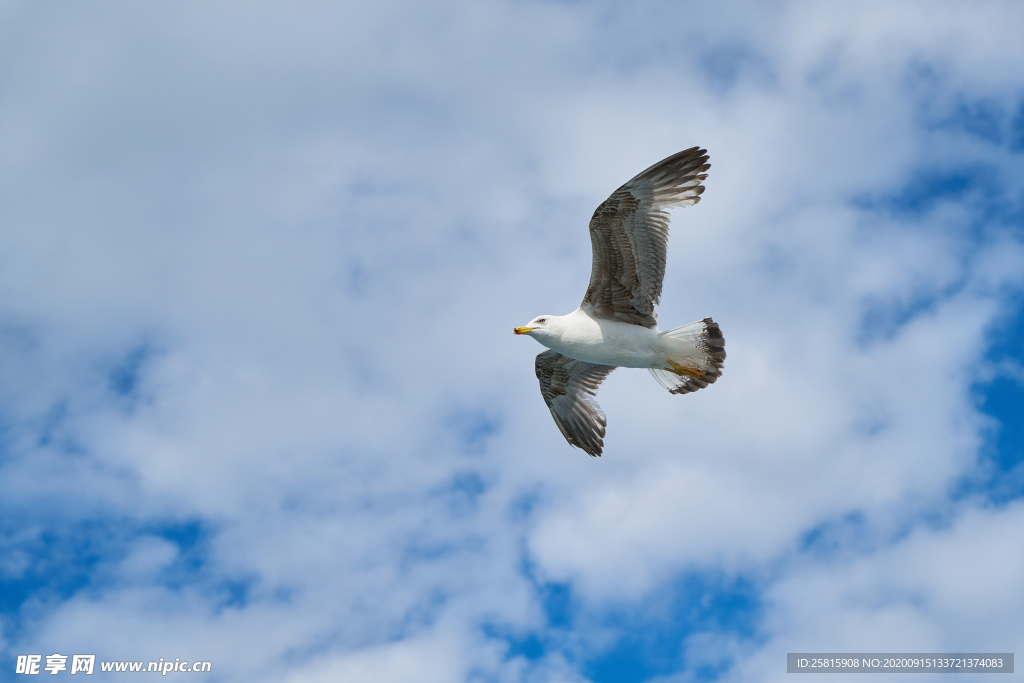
[514,147,724,457]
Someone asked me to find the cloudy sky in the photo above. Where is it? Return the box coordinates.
[2,1,1023,681]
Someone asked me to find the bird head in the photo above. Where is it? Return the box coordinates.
[514,315,555,338]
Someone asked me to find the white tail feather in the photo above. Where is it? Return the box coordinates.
[648,317,725,395]
[659,319,713,341]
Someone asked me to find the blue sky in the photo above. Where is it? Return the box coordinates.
[2,2,1024,681]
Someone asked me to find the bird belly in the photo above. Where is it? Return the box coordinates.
[545,317,666,368]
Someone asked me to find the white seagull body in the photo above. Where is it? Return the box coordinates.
[515,147,724,457]
[528,307,696,369]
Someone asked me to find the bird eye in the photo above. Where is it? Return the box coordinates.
[538,318,546,324]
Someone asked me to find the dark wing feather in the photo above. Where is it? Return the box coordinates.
[535,350,616,457]
[582,147,710,328]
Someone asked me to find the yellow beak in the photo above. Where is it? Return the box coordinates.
[513,326,537,335]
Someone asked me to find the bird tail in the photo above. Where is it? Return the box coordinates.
[648,318,725,395]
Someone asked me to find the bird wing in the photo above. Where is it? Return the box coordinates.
[535,350,617,457]
[582,147,710,328]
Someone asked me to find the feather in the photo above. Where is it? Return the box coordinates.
[582,147,710,328]
[535,350,616,457]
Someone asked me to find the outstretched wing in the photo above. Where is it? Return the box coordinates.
[535,350,617,457]
[582,147,710,328]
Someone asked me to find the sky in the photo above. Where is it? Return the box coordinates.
[1,1,1024,681]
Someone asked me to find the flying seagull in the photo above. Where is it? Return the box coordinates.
[514,147,724,457]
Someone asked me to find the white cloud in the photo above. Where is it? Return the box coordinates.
[1,1,1023,681]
